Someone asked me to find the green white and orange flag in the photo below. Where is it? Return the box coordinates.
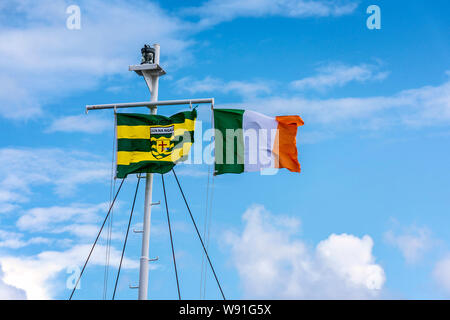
[213,109,304,175]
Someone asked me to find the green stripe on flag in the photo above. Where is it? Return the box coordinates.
[213,109,245,175]
[117,161,175,178]
[117,109,197,126]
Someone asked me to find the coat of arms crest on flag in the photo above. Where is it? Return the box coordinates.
[150,126,175,159]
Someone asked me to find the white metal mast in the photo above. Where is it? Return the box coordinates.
[138,43,160,300]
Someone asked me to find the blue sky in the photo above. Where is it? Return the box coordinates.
[0,0,449,300]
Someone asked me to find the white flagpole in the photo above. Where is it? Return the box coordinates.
[138,43,160,300]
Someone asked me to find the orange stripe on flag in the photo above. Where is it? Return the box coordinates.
[273,115,304,173]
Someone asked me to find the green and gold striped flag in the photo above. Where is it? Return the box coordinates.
[116,109,196,178]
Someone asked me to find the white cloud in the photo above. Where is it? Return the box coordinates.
[225,205,385,299]
[0,75,42,119]
[0,148,109,213]
[0,0,193,120]
[56,223,123,241]
[433,255,450,294]
[177,72,450,132]
[384,226,433,264]
[1,202,140,299]
[0,244,138,299]
[0,264,27,299]
[241,79,450,127]
[0,189,27,214]
[185,0,358,28]
[17,203,106,232]
[47,114,112,134]
[0,230,51,249]
[15,202,130,245]
[433,256,450,295]
[291,63,389,91]
[175,76,272,98]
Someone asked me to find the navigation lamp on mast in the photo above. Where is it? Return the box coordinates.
[141,44,155,64]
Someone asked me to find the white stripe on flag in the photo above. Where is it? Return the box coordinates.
[243,110,277,172]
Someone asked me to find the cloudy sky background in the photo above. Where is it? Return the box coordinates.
[0,0,449,299]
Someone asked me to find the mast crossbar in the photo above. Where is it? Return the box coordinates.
[85,98,214,113]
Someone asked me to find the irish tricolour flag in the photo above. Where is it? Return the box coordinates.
[213,109,304,175]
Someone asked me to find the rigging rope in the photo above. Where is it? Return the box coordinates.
[200,160,211,299]
[203,171,215,299]
[112,174,142,300]
[161,174,181,300]
[172,168,226,300]
[69,178,125,300]
[200,108,216,299]
[103,187,115,299]
[201,109,216,299]
[103,110,117,299]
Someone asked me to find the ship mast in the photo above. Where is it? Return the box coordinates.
[136,43,160,300]
[84,44,214,300]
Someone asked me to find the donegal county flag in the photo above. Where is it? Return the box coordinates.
[116,109,196,178]
[213,109,304,175]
